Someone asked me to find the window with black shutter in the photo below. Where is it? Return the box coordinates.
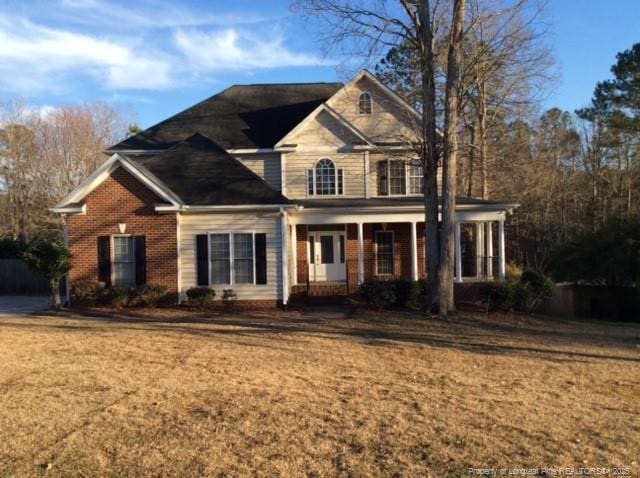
[134,236,146,285]
[196,234,209,286]
[255,233,267,284]
[97,236,111,286]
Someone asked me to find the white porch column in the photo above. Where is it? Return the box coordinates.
[498,219,506,280]
[486,222,494,279]
[410,221,418,281]
[475,222,484,278]
[280,208,289,306]
[357,222,364,284]
[455,222,463,283]
[291,224,298,286]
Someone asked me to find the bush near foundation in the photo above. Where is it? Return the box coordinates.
[71,281,106,306]
[186,287,216,310]
[488,268,553,313]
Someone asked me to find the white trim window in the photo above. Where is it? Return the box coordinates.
[358,92,372,115]
[112,235,135,286]
[306,158,344,196]
[377,159,424,196]
[209,232,255,285]
[408,161,424,194]
[375,231,394,276]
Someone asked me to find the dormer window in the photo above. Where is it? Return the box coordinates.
[307,158,344,196]
[358,92,372,115]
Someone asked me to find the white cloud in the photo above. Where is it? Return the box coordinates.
[0,2,331,95]
[0,14,174,92]
[174,28,330,71]
[56,0,269,30]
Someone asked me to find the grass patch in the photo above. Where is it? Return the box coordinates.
[0,307,638,476]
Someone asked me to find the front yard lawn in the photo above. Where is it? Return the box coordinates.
[0,307,638,477]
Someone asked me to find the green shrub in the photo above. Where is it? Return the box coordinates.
[106,286,131,309]
[71,281,105,306]
[134,284,168,307]
[518,268,554,312]
[488,268,554,313]
[186,287,215,309]
[393,278,425,309]
[222,289,237,309]
[360,280,396,310]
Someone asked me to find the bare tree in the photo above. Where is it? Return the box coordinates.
[0,100,128,240]
[437,0,466,315]
[293,0,456,313]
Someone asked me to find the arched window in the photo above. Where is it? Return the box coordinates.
[306,158,344,196]
[358,92,372,115]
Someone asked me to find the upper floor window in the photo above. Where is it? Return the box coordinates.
[358,92,372,115]
[307,158,344,196]
[377,159,424,196]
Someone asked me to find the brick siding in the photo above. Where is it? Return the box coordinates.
[295,222,425,287]
[67,167,178,294]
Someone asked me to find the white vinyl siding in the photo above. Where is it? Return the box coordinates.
[287,152,364,199]
[180,212,282,301]
[234,153,282,191]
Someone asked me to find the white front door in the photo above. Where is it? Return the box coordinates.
[308,232,346,282]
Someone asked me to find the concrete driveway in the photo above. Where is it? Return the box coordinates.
[0,296,50,316]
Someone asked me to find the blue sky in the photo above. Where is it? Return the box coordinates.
[0,0,638,128]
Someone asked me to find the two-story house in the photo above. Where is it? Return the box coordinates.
[53,70,517,307]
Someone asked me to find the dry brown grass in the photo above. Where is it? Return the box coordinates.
[0,306,638,477]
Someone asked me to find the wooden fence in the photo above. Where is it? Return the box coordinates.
[538,283,640,321]
[0,259,49,294]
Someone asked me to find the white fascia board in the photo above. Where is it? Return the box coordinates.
[273,102,326,149]
[290,209,511,225]
[53,154,121,209]
[227,148,277,154]
[50,204,87,215]
[274,103,374,149]
[155,204,300,213]
[119,157,182,206]
[322,104,374,146]
[53,153,181,213]
[289,202,519,224]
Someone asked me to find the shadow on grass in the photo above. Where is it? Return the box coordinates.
[3,305,639,365]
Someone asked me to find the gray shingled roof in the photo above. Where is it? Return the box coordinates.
[110,82,343,151]
[130,134,290,206]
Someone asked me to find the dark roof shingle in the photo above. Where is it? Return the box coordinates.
[131,133,289,206]
[111,82,343,151]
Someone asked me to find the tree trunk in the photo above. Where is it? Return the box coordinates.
[437,0,466,316]
[467,124,475,197]
[50,278,61,310]
[418,0,440,312]
[478,81,489,200]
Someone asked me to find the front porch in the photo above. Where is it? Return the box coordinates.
[285,202,513,302]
